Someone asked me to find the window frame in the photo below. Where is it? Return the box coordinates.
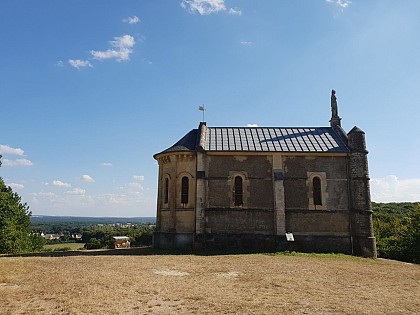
[307,172,328,210]
[162,174,171,208]
[228,171,249,208]
[177,172,194,209]
[234,175,244,206]
[312,176,322,207]
[181,176,189,205]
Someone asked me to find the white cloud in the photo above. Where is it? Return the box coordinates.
[181,0,226,15]
[127,182,144,190]
[35,192,54,197]
[123,16,140,24]
[326,0,351,9]
[29,186,155,216]
[91,35,135,62]
[247,123,258,127]
[66,188,86,195]
[32,191,57,198]
[101,162,113,167]
[2,158,33,167]
[240,41,253,46]
[52,180,71,188]
[229,7,242,16]
[133,175,145,181]
[8,183,24,190]
[81,175,95,183]
[371,175,420,202]
[108,195,121,204]
[68,59,92,69]
[0,144,24,156]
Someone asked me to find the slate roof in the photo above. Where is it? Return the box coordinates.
[157,129,198,155]
[205,127,349,153]
[155,126,349,157]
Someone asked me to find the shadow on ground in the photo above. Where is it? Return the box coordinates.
[5,247,278,258]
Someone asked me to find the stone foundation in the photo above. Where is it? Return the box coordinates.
[154,232,354,254]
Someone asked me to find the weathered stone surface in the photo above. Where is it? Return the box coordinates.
[206,209,274,234]
[286,210,350,234]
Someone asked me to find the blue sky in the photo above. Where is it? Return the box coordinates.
[1,0,420,217]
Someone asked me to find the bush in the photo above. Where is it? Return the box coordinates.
[84,238,103,250]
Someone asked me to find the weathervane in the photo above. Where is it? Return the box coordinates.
[198,104,206,122]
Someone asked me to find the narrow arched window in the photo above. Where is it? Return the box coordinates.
[164,178,169,204]
[234,176,243,206]
[181,176,189,204]
[313,177,322,207]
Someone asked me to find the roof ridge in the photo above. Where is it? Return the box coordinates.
[207,126,333,129]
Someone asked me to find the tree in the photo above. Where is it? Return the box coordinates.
[400,204,420,263]
[0,156,44,254]
[373,202,420,263]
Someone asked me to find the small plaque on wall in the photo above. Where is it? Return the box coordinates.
[285,233,294,242]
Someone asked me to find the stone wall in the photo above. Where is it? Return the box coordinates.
[286,210,350,234]
[205,209,274,234]
[283,155,349,211]
[207,155,273,209]
[156,153,196,235]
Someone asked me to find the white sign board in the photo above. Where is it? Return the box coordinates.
[285,233,294,242]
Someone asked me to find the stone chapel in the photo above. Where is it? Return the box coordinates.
[153,91,377,258]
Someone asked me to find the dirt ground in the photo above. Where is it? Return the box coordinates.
[0,249,419,315]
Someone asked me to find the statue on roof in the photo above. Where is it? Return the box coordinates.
[331,89,338,118]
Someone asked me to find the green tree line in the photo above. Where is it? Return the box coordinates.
[0,155,44,254]
[82,224,154,249]
[372,202,420,263]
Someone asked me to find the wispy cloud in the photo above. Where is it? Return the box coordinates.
[7,183,24,190]
[68,59,92,70]
[52,180,71,188]
[66,188,86,195]
[32,191,57,198]
[133,175,145,181]
[325,0,351,10]
[2,158,33,167]
[181,0,226,15]
[0,144,24,156]
[123,16,140,24]
[30,187,154,216]
[91,35,135,62]
[371,175,420,202]
[81,175,95,183]
[240,41,253,46]
[127,182,144,190]
[101,162,113,167]
[142,58,153,65]
[229,7,242,16]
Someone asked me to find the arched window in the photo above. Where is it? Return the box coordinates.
[181,176,189,204]
[234,176,243,206]
[163,177,169,204]
[313,176,322,207]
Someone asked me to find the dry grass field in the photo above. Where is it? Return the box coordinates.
[0,249,419,315]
